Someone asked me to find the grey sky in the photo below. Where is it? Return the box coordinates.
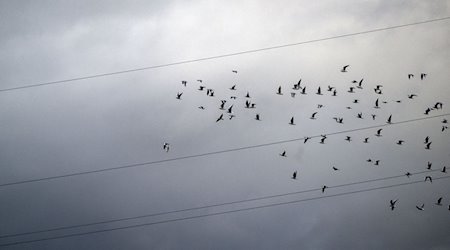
[1,1,450,249]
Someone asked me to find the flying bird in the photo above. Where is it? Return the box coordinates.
[374,160,380,166]
[332,166,339,171]
[396,140,404,145]
[357,113,363,119]
[327,85,334,92]
[300,86,307,95]
[230,84,236,90]
[198,86,205,91]
[319,135,327,144]
[255,114,261,121]
[425,176,432,183]
[435,197,443,206]
[291,92,296,98]
[289,117,295,125]
[408,74,414,79]
[332,89,337,96]
[277,86,283,95]
[232,70,238,73]
[424,136,430,144]
[197,79,203,83]
[408,94,417,99]
[371,114,376,120]
[181,80,187,86]
[348,87,355,93]
[420,73,427,80]
[341,65,350,72]
[425,142,432,150]
[416,204,425,211]
[387,115,392,124]
[356,78,364,89]
[345,136,351,142]
[176,92,183,99]
[227,105,233,113]
[363,137,369,143]
[405,172,411,178]
[310,112,318,120]
[198,106,205,110]
[374,98,380,109]
[292,171,297,179]
[280,150,287,157]
[375,129,383,137]
[245,92,251,98]
[304,137,311,143]
[427,161,432,170]
[216,114,224,122]
[322,185,328,193]
[442,166,447,173]
[316,86,322,95]
[163,143,170,152]
[390,199,398,210]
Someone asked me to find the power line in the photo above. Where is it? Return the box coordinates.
[0,169,440,239]
[0,113,448,188]
[1,16,449,93]
[1,175,448,247]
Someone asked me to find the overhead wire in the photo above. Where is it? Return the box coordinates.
[1,175,448,247]
[0,168,442,239]
[0,113,448,188]
[0,16,449,93]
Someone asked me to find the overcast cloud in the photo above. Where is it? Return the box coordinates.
[1,1,450,249]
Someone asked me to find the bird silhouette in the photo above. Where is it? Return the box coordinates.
[425,142,432,150]
[327,85,334,91]
[232,70,238,73]
[255,114,261,121]
[227,105,233,113]
[322,185,328,193]
[371,114,376,120]
[219,100,226,110]
[356,78,364,89]
[197,79,203,83]
[442,119,448,124]
[424,108,431,115]
[416,204,425,211]
[353,99,359,104]
[408,94,417,99]
[198,106,205,110]
[434,102,443,109]
[198,86,205,91]
[289,117,295,125]
[229,114,236,120]
[319,135,327,144]
[163,143,170,152]
[425,176,432,183]
[435,197,443,206]
[375,129,383,137]
[348,87,355,93]
[291,92,296,98]
[332,89,337,96]
[176,92,183,99]
[420,73,427,80]
[367,159,372,162]
[345,136,351,142]
[408,74,414,79]
[357,113,363,119]
[332,166,339,171]
[277,86,283,95]
[405,172,411,178]
[230,85,236,90]
[310,112,318,120]
[397,140,404,145]
[245,92,251,98]
[292,171,297,179]
[316,87,322,95]
[424,136,430,144]
[390,199,398,210]
[181,80,187,86]
[442,166,447,173]
[280,150,287,157]
[363,137,369,143]
[427,161,432,170]
[301,86,307,95]
[216,114,224,122]
[374,160,380,166]
[374,99,380,109]
[387,115,392,124]
[341,65,350,72]
[304,137,311,143]
[443,126,449,132]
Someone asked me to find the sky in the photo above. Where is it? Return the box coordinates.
[0,0,450,249]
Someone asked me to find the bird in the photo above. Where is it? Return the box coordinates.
[434,102,443,109]
[255,114,261,121]
[424,108,431,115]
[310,112,318,120]
[207,89,214,96]
[332,166,339,171]
[316,86,322,95]
[280,150,287,157]
[198,106,205,110]
[375,129,383,137]
[163,143,170,152]
[371,114,376,120]
[198,86,205,91]
[420,73,427,80]
[341,65,350,72]
[251,103,256,109]
[367,159,372,162]
[435,197,443,206]
[374,160,380,166]
[176,92,183,99]
[353,99,359,104]
[390,199,398,210]
[197,79,203,83]
[442,119,448,124]
[181,80,187,86]
[229,114,236,120]
[219,100,226,110]
[327,85,334,92]
[395,100,401,103]
[416,204,425,211]
[427,161,432,170]
[408,94,417,99]
[425,142,432,150]
[442,166,447,173]
[245,100,251,109]
[292,171,297,179]
[245,92,251,98]
[289,117,295,125]
[374,98,380,109]
[227,105,233,113]
[348,87,355,93]
[357,113,363,119]
[319,135,327,144]
[356,78,364,89]
[216,114,224,122]
[363,137,369,143]
[304,137,311,143]
[424,136,430,144]
[300,86,307,95]
[332,89,337,96]
[405,172,411,178]
[317,104,324,108]
[291,92,296,98]
[408,74,414,79]
[425,176,432,183]
[230,84,236,90]
[396,140,404,145]
[322,185,328,193]
[443,126,449,132]
[345,136,351,142]
[232,70,238,73]
[276,86,283,95]
[387,115,392,124]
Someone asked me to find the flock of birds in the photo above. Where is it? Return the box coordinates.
[164,65,448,212]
